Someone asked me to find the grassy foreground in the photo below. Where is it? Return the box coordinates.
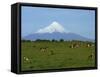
[21,41,95,71]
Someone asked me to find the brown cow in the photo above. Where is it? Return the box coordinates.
[40,47,48,52]
[86,43,94,47]
[69,43,80,48]
[88,52,94,60]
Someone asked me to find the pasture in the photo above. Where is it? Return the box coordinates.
[21,41,95,71]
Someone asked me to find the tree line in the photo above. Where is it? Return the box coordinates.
[22,39,64,42]
[21,39,94,43]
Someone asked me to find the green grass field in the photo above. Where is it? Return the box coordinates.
[21,41,95,71]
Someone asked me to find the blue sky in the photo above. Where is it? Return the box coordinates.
[21,6,95,39]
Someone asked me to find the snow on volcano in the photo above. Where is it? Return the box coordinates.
[23,21,93,41]
[36,21,69,33]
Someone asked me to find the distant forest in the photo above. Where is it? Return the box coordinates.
[21,39,94,43]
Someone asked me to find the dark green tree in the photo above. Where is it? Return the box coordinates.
[60,39,64,42]
[52,39,57,42]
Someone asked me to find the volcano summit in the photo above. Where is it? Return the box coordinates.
[23,21,93,41]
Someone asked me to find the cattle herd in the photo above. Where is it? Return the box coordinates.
[23,42,95,64]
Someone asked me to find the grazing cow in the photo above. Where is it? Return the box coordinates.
[88,53,94,60]
[40,47,48,52]
[23,57,31,63]
[86,43,94,47]
[87,44,91,47]
[69,43,80,48]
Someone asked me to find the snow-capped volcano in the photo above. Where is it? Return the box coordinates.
[23,21,94,42]
[36,21,69,33]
